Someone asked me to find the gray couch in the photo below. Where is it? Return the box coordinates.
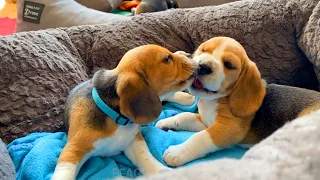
[0,139,15,180]
[1,0,319,179]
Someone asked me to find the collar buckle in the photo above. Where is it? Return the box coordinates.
[92,88,133,126]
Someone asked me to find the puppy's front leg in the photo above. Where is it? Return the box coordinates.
[163,118,250,166]
[124,132,170,175]
[156,112,206,132]
[52,139,90,180]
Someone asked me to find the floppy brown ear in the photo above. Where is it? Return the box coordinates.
[118,73,162,125]
[229,61,266,118]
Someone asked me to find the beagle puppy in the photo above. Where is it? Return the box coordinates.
[132,0,179,15]
[156,37,320,167]
[156,37,267,166]
[52,45,197,179]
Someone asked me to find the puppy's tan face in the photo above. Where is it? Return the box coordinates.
[189,37,257,100]
[118,45,197,98]
[113,45,197,124]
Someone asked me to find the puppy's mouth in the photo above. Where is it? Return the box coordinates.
[191,77,217,93]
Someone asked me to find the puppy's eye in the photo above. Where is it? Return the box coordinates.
[163,55,172,63]
[224,61,235,69]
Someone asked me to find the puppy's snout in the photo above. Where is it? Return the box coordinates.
[198,63,212,75]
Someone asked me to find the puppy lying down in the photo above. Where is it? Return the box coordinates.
[157,37,320,167]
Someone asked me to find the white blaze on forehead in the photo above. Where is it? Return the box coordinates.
[212,40,229,59]
[195,40,229,64]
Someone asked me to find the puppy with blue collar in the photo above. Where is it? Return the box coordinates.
[51,45,197,179]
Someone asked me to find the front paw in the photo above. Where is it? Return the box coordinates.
[163,145,188,167]
[155,118,178,131]
[176,93,196,106]
[174,51,192,58]
[51,163,76,180]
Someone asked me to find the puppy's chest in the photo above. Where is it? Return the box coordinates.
[90,124,140,157]
[198,99,218,126]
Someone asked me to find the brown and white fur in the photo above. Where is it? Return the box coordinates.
[51,45,198,179]
[156,37,267,166]
[156,36,320,167]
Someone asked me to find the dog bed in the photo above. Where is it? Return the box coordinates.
[0,0,320,179]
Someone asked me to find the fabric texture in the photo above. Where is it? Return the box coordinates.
[0,139,15,180]
[7,100,247,180]
[124,109,320,180]
[177,0,239,8]
[1,0,320,143]
[298,1,320,88]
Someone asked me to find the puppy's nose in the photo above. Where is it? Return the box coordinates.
[198,63,212,75]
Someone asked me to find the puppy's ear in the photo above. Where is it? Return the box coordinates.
[229,61,266,118]
[118,73,162,125]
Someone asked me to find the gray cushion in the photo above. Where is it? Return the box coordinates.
[0,139,15,180]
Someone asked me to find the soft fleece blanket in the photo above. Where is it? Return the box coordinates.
[7,100,247,180]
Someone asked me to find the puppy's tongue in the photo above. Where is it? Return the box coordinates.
[192,78,204,89]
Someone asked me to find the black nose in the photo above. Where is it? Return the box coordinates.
[198,63,212,75]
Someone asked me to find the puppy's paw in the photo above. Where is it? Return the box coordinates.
[51,163,76,180]
[174,51,191,58]
[166,92,196,106]
[155,118,178,131]
[131,7,136,14]
[175,92,196,106]
[163,145,187,167]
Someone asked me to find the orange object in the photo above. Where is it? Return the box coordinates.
[119,0,140,11]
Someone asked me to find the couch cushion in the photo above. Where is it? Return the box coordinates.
[0,139,15,180]
[0,29,89,141]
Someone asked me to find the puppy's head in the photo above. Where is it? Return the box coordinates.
[190,37,266,117]
[94,45,197,124]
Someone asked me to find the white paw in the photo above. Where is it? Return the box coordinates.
[155,118,178,131]
[169,92,196,106]
[178,94,196,106]
[51,163,76,180]
[131,7,136,14]
[174,51,191,58]
[163,145,188,167]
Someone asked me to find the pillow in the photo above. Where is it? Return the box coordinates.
[15,0,129,32]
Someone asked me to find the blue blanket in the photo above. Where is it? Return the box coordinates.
[7,99,248,180]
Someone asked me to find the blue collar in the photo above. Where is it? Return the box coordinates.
[92,88,133,126]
